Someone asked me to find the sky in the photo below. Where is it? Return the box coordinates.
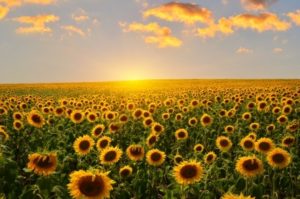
[0,0,300,83]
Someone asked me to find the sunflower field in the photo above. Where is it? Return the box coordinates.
[0,80,300,199]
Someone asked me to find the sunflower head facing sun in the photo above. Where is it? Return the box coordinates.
[100,146,123,165]
[173,160,203,185]
[146,149,166,166]
[68,169,114,199]
[73,135,95,156]
[27,110,45,128]
[27,152,57,176]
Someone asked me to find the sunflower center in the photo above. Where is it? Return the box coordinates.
[175,156,183,163]
[279,117,286,123]
[32,115,42,123]
[220,139,229,147]
[120,169,130,177]
[178,131,186,138]
[206,154,213,161]
[242,159,259,171]
[79,140,90,151]
[244,140,253,148]
[284,138,294,145]
[196,146,202,151]
[79,176,103,197]
[100,140,109,148]
[15,114,21,120]
[154,125,162,132]
[74,113,82,121]
[149,136,156,145]
[272,153,285,163]
[35,156,53,169]
[89,115,96,120]
[130,147,143,156]
[259,142,270,151]
[94,128,102,136]
[150,152,162,162]
[145,119,152,125]
[104,151,117,161]
[202,116,211,124]
[15,122,21,128]
[180,165,197,179]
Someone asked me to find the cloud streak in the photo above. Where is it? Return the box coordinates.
[287,10,300,26]
[61,25,85,37]
[144,2,213,25]
[236,47,253,54]
[198,12,290,38]
[241,0,277,11]
[0,5,8,20]
[14,14,59,34]
[122,22,182,48]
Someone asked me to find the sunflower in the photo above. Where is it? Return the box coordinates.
[91,124,105,137]
[151,122,164,134]
[266,124,276,133]
[224,125,235,134]
[242,112,252,121]
[146,133,158,148]
[255,138,275,154]
[175,113,183,121]
[105,111,116,121]
[70,110,85,124]
[194,144,204,153]
[175,129,189,140]
[27,152,57,176]
[87,112,97,123]
[161,112,170,120]
[96,136,112,151]
[54,107,64,117]
[108,122,121,133]
[132,108,143,119]
[13,120,23,131]
[277,115,288,125]
[119,114,128,123]
[173,160,203,185]
[100,146,123,165]
[282,105,292,115]
[68,170,114,199]
[73,135,95,156]
[119,165,133,178]
[281,136,295,147]
[126,144,145,161]
[204,151,217,164]
[240,137,255,151]
[216,136,232,152]
[247,132,257,140]
[249,122,260,131]
[146,149,166,166]
[272,106,281,115]
[257,101,268,112]
[27,110,45,128]
[235,156,264,178]
[200,113,213,127]
[13,112,23,120]
[174,154,184,165]
[221,192,255,199]
[219,109,227,117]
[267,148,291,169]
[143,117,153,127]
[0,130,9,142]
[188,117,198,127]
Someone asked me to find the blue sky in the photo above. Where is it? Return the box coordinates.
[0,0,300,83]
